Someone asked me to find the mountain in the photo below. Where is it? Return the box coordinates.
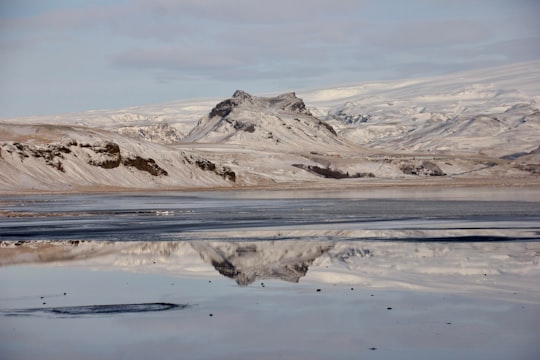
[184,90,345,150]
[1,61,539,192]
[325,87,540,158]
[304,60,540,158]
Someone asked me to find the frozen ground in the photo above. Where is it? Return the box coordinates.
[1,189,539,242]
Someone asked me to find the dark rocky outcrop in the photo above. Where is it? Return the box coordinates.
[318,120,337,136]
[400,161,446,176]
[220,167,236,182]
[83,141,168,176]
[195,159,216,171]
[268,91,311,115]
[209,99,236,119]
[195,159,236,182]
[232,120,256,133]
[87,141,121,169]
[293,164,375,179]
[1,141,77,172]
[1,139,168,177]
[208,90,311,120]
[122,156,168,176]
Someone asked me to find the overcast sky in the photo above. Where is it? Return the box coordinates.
[1,0,539,117]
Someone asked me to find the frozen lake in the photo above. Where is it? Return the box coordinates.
[1,188,540,242]
[1,188,540,359]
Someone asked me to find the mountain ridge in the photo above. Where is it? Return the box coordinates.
[1,61,539,192]
[184,89,343,149]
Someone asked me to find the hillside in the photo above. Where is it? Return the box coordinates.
[1,61,539,192]
[0,124,236,192]
[184,90,345,150]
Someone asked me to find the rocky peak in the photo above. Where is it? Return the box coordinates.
[232,89,254,101]
[208,90,311,119]
[270,92,310,115]
[208,98,236,119]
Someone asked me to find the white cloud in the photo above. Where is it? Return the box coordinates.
[132,0,366,24]
[369,20,492,49]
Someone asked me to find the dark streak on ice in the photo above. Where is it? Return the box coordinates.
[4,302,187,317]
[1,195,539,242]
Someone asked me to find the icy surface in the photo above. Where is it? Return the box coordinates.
[1,190,539,359]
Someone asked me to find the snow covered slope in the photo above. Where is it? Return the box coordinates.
[0,98,217,144]
[1,61,539,192]
[0,124,236,192]
[301,60,540,157]
[184,90,345,150]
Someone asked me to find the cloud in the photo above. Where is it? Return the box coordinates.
[2,0,539,117]
[111,44,331,84]
[0,0,366,41]
[106,8,365,84]
[392,61,488,78]
[110,47,246,72]
[482,37,540,62]
[132,0,366,24]
[369,20,492,49]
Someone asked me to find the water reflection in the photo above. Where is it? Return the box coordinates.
[1,240,539,297]
[1,239,540,360]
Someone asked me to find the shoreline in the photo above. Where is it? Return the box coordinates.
[1,175,540,197]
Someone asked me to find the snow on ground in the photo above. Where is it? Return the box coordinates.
[301,60,540,157]
[1,61,539,192]
[0,97,217,133]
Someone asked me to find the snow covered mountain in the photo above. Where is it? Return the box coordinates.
[323,85,540,157]
[1,61,539,192]
[302,60,540,158]
[184,90,345,150]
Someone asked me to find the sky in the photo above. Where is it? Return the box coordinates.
[1,0,539,118]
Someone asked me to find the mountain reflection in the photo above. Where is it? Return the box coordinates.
[1,240,539,294]
[191,241,333,285]
[0,240,335,285]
